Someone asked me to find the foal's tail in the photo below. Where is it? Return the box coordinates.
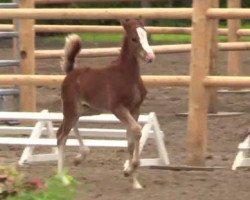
[61,34,82,74]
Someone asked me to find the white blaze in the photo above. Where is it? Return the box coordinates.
[136,27,153,54]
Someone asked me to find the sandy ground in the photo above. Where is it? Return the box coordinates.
[0,38,250,199]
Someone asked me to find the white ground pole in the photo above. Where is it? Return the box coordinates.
[232,134,250,170]
[0,110,169,169]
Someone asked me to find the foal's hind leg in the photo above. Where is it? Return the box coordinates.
[57,101,80,174]
[73,103,100,165]
[113,106,143,189]
[73,122,90,166]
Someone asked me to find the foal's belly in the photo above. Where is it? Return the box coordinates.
[76,70,146,112]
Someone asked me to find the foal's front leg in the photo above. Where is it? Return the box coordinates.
[113,107,143,189]
[124,110,140,175]
[124,121,143,189]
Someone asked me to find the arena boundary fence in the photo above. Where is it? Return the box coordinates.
[0,110,169,169]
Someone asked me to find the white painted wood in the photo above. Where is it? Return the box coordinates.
[150,112,170,165]
[19,110,49,165]
[0,111,149,123]
[25,154,58,163]
[140,158,167,167]
[139,123,152,154]
[0,137,128,147]
[0,111,170,169]
[0,126,156,138]
[232,134,250,170]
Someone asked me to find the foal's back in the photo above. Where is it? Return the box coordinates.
[62,59,145,112]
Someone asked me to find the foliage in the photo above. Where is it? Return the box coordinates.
[0,166,78,200]
[0,0,12,3]
[0,166,24,199]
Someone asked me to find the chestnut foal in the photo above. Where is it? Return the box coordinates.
[57,19,155,189]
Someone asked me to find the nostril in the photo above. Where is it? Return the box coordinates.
[146,52,155,63]
[148,59,153,63]
[150,53,156,60]
[147,52,155,60]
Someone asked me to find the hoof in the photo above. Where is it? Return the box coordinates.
[132,159,140,169]
[133,182,143,189]
[123,167,134,177]
[73,147,90,166]
[123,160,133,177]
[123,170,130,177]
[73,155,82,166]
[133,174,143,189]
[83,146,90,155]
[73,153,86,166]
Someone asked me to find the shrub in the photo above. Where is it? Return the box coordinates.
[0,166,78,200]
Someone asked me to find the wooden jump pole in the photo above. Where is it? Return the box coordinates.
[18,0,36,112]
[227,0,242,77]
[187,0,213,166]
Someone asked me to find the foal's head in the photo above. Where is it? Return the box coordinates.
[120,19,155,63]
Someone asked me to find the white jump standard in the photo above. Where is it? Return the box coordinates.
[232,133,250,170]
[0,110,169,168]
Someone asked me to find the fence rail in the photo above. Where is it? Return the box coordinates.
[0,8,193,20]
[35,0,162,4]
[0,75,250,88]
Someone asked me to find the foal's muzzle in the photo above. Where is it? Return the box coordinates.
[145,52,155,63]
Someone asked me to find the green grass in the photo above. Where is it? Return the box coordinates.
[79,33,123,43]
[43,33,192,44]
[42,33,123,45]
[41,24,250,45]
[152,34,191,44]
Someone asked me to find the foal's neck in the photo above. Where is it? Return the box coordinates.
[119,36,139,67]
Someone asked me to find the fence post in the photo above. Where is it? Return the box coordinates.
[187,0,213,166]
[208,0,219,113]
[18,0,36,112]
[227,0,241,77]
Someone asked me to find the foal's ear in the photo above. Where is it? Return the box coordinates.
[119,19,130,30]
[137,17,145,26]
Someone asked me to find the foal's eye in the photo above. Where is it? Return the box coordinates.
[131,38,138,42]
